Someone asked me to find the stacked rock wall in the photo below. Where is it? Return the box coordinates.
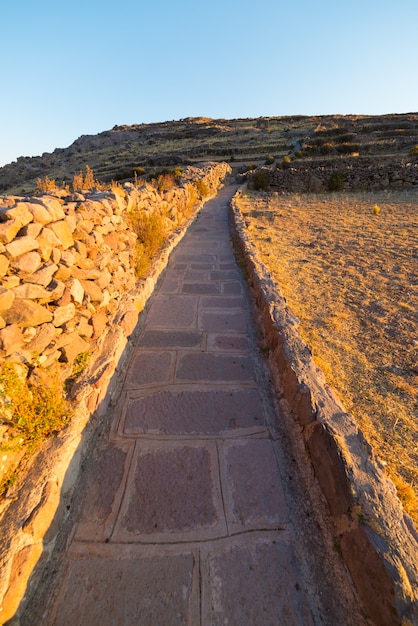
[250,156,418,192]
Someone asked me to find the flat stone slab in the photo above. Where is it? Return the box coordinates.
[125,351,173,387]
[138,330,203,349]
[49,553,196,626]
[74,443,132,542]
[222,282,242,294]
[114,444,225,541]
[123,389,265,435]
[199,311,247,333]
[145,295,197,328]
[201,296,245,309]
[201,534,314,626]
[182,283,220,294]
[207,334,249,352]
[176,353,255,382]
[220,438,289,529]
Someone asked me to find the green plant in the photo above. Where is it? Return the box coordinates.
[409,145,418,156]
[252,170,270,191]
[283,155,292,164]
[265,155,275,165]
[328,171,345,191]
[0,362,71,449]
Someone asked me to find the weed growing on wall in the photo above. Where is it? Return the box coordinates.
[0,363,71,450]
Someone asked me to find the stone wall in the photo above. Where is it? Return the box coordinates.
[248,155,418,192]
[0,161,231,622]
[231,189,418,625]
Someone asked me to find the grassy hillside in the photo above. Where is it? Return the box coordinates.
[1,113,417,196]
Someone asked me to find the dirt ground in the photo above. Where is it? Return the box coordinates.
[236,189,418,522]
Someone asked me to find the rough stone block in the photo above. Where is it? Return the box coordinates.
[3,299,53,327]
[5,236,39,258]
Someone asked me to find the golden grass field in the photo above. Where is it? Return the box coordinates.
[236,189,418,521]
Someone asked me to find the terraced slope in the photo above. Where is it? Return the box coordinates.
[1,112,417,195]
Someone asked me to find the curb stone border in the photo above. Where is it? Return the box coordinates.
[0,178,230,624]
[230,187,418,626]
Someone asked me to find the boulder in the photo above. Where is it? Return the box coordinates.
[46,220,74,250]
[5,236,39,258]
[0,288,15,312]
[1,203,33,227]
[0,254,9,277]
[53,303,76,327]
[26,202,54,225]
[2,299,53,327]
[0,324,25,355]
[12,251,42,275]
[25,263,58,287]
[24,323,56,354]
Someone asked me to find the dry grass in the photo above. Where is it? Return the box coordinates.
[237,189,418,522]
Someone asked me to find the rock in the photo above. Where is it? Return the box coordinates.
[34,196,65,220]
[25,323,56,353]
[81,280,104,303]
[12,283,51,300]
[0,254,9,277]
[5,236,39,258]
[11,251,42,274]
[26,201,53,224]
[69,278,84,305]
[59,334,90,366]
[2,299,53,326]
[72,267,101,281]
[1,202,33,227]
[25,263,58,287]
[0,220,27,244]
[76,316,94,338]
[20,222,43,238]
[36,227,62,261]
[54,265,72,281]
[0,288,15,312]
[91,309,108,338]
[53,303,76,327]
[46,220,74,250]
[0,323,25,355]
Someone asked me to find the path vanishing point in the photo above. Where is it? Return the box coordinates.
[17,185,369,625]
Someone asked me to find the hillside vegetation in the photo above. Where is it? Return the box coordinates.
[1,113,418,195]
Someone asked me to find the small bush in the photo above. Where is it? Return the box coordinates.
[252,170,270,191]
[328,171,345,191]
[129,211,167,277]
[36,176,57,193]
[265,155,275,165]
[193,178,209,197]
[0,363,71,449]
[409,145,418,156]
[372,204,381,215]
[72,165,101,192]
[283,155,292,164]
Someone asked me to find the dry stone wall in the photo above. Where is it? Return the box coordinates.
[249,155,418,192]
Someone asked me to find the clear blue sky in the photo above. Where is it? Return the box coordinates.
[1,0,417,166]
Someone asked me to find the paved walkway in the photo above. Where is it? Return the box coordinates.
[24,186,341,624]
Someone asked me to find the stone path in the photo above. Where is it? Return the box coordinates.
[21,186,361,625]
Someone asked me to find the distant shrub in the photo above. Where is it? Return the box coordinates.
[265,155,275,165]
[252,170,270,191]
[328,171,345,191]
[194,178,209,197]
[36,176,57,193]
[72,165,101,192]
[372,204,381,215]
[156,172,177,191]
[336,143,361,155]
[283,155,292,164]
[409,145,418,156]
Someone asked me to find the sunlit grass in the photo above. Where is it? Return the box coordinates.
[237,189,418,523]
